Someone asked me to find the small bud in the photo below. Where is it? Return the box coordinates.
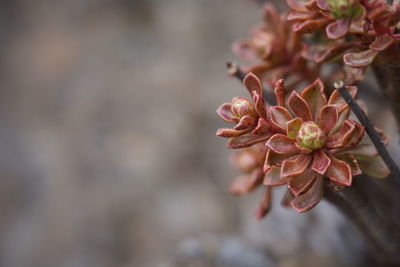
[296,121,326,150]
[231,97,256,119]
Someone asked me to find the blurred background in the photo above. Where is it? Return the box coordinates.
[0,0,398,266]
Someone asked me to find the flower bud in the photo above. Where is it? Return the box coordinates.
[296,121,326,150]
[231,97,256,119]
[328,0,362,19]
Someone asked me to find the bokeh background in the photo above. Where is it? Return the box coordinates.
[0,0,398,266]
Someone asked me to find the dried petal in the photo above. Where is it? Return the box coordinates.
[318,105,339,133]
[290,175,324,213]
[269,106,293,132]
[327,156,352,186]
[311,149,331,175]
[288,91,313,121]
[301,78,327,121]
[266,134,300,154]
[281,154,312,177]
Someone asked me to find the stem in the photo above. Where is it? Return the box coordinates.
[335,82,400,183]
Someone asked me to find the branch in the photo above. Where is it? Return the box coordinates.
[334,81,400,183]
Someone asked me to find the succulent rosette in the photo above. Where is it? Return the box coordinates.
[216,73,272,148]
[233,3,318,88]
[287,0,366,39]
[263,78,389,212]
[229,143,273,219]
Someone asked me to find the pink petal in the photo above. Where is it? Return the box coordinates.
[234,115,256,130]
[281,154,312,177]
[264,165,289,186]
[288,167,316,196]
[216,128,250,138]
[252,118,270,135]
[266,134,300,154]
[227,133,272,149]
[232,40,257,60]
[326,120,356,148]
[318,105,338,133]
[328,86,357,113]
[343,49,379,68]
[290,175,324,213]
[268,106,293,132]
[288,91,313,121]
[301,78,327,121]
[326,18,350,40]
[253,91,266,119]
[244,72,263,97]
[216,103,235,123]
[311,149,331,175]
[255,186,272,220]
[327,157,352,186]
[287,117,303,139]
[369,33,394,52]
[229,169,264,195]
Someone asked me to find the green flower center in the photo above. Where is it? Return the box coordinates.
[327,0,363,19]
[296,121,326,150]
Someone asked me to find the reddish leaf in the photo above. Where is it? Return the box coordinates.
[281,154,312,177]
[216,103,235,123]
[287,117,303,139]
[311,149,331,175]
[288,91,313,121]
[288,167,316,196]
[328,86,357,113]
[369,33,394,52]
[264,165,289,186]
[252,118,270,135]
[227,133,271,149]
[234,115,256,130]
[255,186,272,220]
[229,168,264,195]
[327,156,352,186]
[268,106,293,132]
[291,175,323,213]
[326,18,350,40]
[318,105,338,133]
[266,134,300,154]
[343,49,379,68]
[216,128,250,138]
[326,120,356,148]
[244,72,263,96]
[253,92,266,119]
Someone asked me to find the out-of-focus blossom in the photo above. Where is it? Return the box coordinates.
[263,78,389,212]
[216,73,272,148]
[232,3,319,88]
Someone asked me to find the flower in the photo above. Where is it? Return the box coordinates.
[229,143,273,220]
[232,3,319,88]
[287,0,366,39]
[263,78,389,212]
[216,73,272,148]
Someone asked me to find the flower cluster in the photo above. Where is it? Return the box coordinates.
[217,73,389,218]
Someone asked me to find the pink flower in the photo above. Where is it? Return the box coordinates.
[216,73,273,148]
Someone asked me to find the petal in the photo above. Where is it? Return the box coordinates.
[264,165,289,186]
[266,134,299,154]
[326,120,356,148]
[253,91,266,119]
[216,103,235,123]
[244,72,263,97]
[369,33,394,52]
[288,167,316,196]
[281,154,312,177]
[311,149,331,175]
[232,40,257,60]
[229,169,264,195]
[255,186,272,220]
[357,155,390,178]
[328,86,357,113]
[343,49,379,68]
[288,91,313,121]
[327,157,352,186]
[227,133,271,149]
[301,78,327,121]
[290,175,324,213]
[252,118,270,135]
[234,115,256,130]
[318,105,338,133]
[268,106,293,132]
[216,128,250,138]
[263,149,298,171]
[287,117,303,139]
[326,18,350,40]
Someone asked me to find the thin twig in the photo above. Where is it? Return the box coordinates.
[334,81,400,183]
[226,62,276,104]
